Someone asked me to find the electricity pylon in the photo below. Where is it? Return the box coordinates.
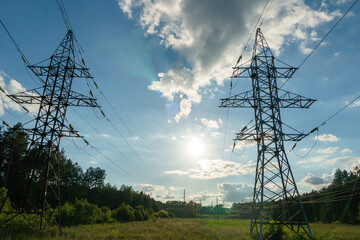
[0,29,99,229]
[220,28,315,239]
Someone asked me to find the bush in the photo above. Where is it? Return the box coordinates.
[60,202,75,226]
[99,206,112,223]
[112,203,135,222]
[0,187,39,232]
[60,200,112,226]
[263,220,283,240]
[73,198,102,225]
[134,205,150,221]
[154,210,174,218]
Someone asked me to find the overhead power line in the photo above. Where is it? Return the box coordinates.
[280,0,359,89]
[290,93,360,152]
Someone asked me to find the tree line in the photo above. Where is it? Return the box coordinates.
[231,167,360,224]
[0,123,172,229]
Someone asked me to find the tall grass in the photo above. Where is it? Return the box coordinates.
[1,218,360,240]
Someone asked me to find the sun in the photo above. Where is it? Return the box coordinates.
[187,138,205,157]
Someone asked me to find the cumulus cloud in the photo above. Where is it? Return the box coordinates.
[300,171,334,189]
[316,133,339,142]
[164,159,255,179]
[119,0,340,121]
[0,71,32,116]
[348,99,360,108]
[195,117,222,129]
[135,183,165,198]
[326,156,360,165]
[341,148,353,154]
[218,183,253,203]
[317,146,338,154]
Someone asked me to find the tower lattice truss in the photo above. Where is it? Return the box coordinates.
[0,30,99,229]
[220,28,315,240]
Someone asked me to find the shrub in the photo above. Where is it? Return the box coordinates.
[112,203,135,222]
[134,205,150,221]
[263,220,283,240]
[73,198,102,225]
[99,206,112,223]
[60,202,75,226]
[0,187,37,232]
[154,210,174,218]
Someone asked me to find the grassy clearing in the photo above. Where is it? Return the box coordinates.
[2,218,360,240]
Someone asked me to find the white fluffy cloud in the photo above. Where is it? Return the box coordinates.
[316,133,339,142]
[218,183,253,203]
[164,159,255,179]
[348,99,360,108]
[300,171,334,189]
[341,148,353,154]
[0,71,27,115]
[195,117,222,129]
[119,0,340,121]
[135,183,165,198]
[317,146,339,154]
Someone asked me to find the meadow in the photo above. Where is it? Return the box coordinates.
[2,218,360,240]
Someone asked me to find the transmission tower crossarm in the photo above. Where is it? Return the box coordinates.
[231,65,297,79]
[234,126,307,142]
[219,90,254,108]
[68,90,99,107]
[7,88,43,105]
[7,87,99,108]
[219,89,316,109]
[28,64,92,79]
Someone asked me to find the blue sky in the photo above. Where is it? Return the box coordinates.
[0,0,359,207]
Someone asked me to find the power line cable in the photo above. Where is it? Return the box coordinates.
[54,0,177,197]
[290,94,360,152]
[222,0,273,160]
[71,109,166,187]
[280,0,359,89]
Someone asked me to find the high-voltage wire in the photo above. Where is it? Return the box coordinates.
[54,0,170,185]
[73,37,171,184]
[290,94,360,152]
[72,109,166,187]
[280,0,359,89]
[221,0,274,160]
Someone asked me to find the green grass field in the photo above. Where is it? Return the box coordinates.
[2,219,360,240]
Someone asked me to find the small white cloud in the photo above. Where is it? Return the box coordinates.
[164,170,190,176]
[218,183,253,203]
[0,71,38,115]
[300,171,334,189]
[197,117,222,129]
[135,183,165,198]
[336,0,352,5]
[90,160,98,164]
[341,148,353,154]
[317,146,338,154]
[100,133,111,138]
[349,99,360,108]
[174,98,193,122]
[300,147,311,152]
[165,159,255,179]
[327,156,360,165]
[316,134,339,142]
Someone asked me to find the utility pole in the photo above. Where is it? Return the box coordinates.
[220,28,314,239]
[216,196,219,221]
[184,189,186,203]
[0,30,99,229]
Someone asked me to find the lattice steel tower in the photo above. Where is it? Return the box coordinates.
[220,28,315,239]
[0,30,99,229]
